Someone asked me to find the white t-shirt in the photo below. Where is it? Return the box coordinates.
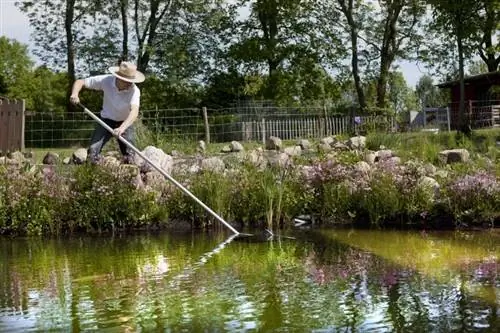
[84,75,140,121]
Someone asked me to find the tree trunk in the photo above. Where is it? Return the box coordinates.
[135,0,171,73]
[258,0,280,100]
[376,1,403,110]
[339,0,366,112]
[351,27,366,112]
[479,2,500,72]
[65,0,76,113]
[120,0,129,61]
[457,32,471,135]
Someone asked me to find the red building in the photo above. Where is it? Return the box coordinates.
[437,71,500,129]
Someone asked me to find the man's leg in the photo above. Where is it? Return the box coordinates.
[117,124,135,164]
[88,119,114,164]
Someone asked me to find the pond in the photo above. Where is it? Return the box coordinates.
[1,229,498,332]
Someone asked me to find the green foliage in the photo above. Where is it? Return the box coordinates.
[69,164,167,232]
[0,37,34,101]
[357,172,402,225]
[415,74,450,108]
[0,166,60,235]
[442,171,500,225]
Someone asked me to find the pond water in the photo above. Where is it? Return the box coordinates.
[0,229,498,332]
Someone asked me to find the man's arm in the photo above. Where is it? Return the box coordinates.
[70,79,85,105]
[114,104,139,136]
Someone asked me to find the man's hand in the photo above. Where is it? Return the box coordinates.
[69,94,80,105]
[113,126,125,137]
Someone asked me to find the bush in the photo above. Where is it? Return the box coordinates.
[443,171,500,226]
[69,164,168,233]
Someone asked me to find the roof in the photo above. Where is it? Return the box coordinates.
[437,71,500,88]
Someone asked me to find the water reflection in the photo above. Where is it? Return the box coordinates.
[0,229,498,332]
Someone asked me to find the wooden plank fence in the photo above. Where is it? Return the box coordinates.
[0,97,25,154]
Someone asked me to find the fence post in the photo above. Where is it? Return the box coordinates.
[446,107,451,131]
[261,118,266,145]
[468,100,473,128]
[202,106,210,144]
[320,104,326,137]
[19,99,25,150]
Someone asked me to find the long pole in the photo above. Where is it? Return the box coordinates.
[80,104,240,235]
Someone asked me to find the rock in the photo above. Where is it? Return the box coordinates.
[424,163,437,176]
[364,152,376,165]
[320,136,336,146]
[418,176,440,199]
[332,142,349,151]
[119,164,143,189]
[375,149,393,161]
[43,152,60,165]
[246,150,267,169]
[143,170,166,189]
[230,141,244,152]
[439,149,470,164]
[265,136,282,150]
[387,156,401,165]
[348,136,366,150]
[267,152,291,168]
[318,143,333,153]
[201,157,225,172]
[283,146,301,156]
[297,139,311,150]
[197,140,206,153]
[101,155,121,168]
[170,150,181,157]
[354,161,371,176]
[72,148,88,164]
[8,151,25,164]
[221,145,232,153]
[136,146,173,174]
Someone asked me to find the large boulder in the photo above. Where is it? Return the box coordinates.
[347,136,366,150]
[201,157,225,172]
[72,148,88,165]
[230,141,245,152]
[135,146,173,174]
[439,149,470,164]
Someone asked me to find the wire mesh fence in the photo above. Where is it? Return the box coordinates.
[23,101,500,149]
[25,107,396,149]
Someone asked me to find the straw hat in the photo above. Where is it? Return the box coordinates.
[108,62,145,83]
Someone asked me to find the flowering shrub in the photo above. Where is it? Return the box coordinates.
[69,164,168,233]
[0,166,61,235]
[302,158,438,225]
[0,146,498,235]
[444,171,500,225]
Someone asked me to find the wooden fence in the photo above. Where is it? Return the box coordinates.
[0,97,25,153]
[239,115,393,143]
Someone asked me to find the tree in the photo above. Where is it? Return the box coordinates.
[134,0,178,73]
[330,1,424,113]
[415,74,449,108]
[17,0,105,111]
[0,37,34,102]
[369,0,424,110]
[386,71,418,115]
[228,0,327,101]
[428,0,482,135]
[476,0,500,72]
[334,0,367,112]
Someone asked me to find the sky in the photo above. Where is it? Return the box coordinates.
[0,0,427,88]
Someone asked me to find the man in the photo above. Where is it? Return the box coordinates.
[69,61,145,164]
